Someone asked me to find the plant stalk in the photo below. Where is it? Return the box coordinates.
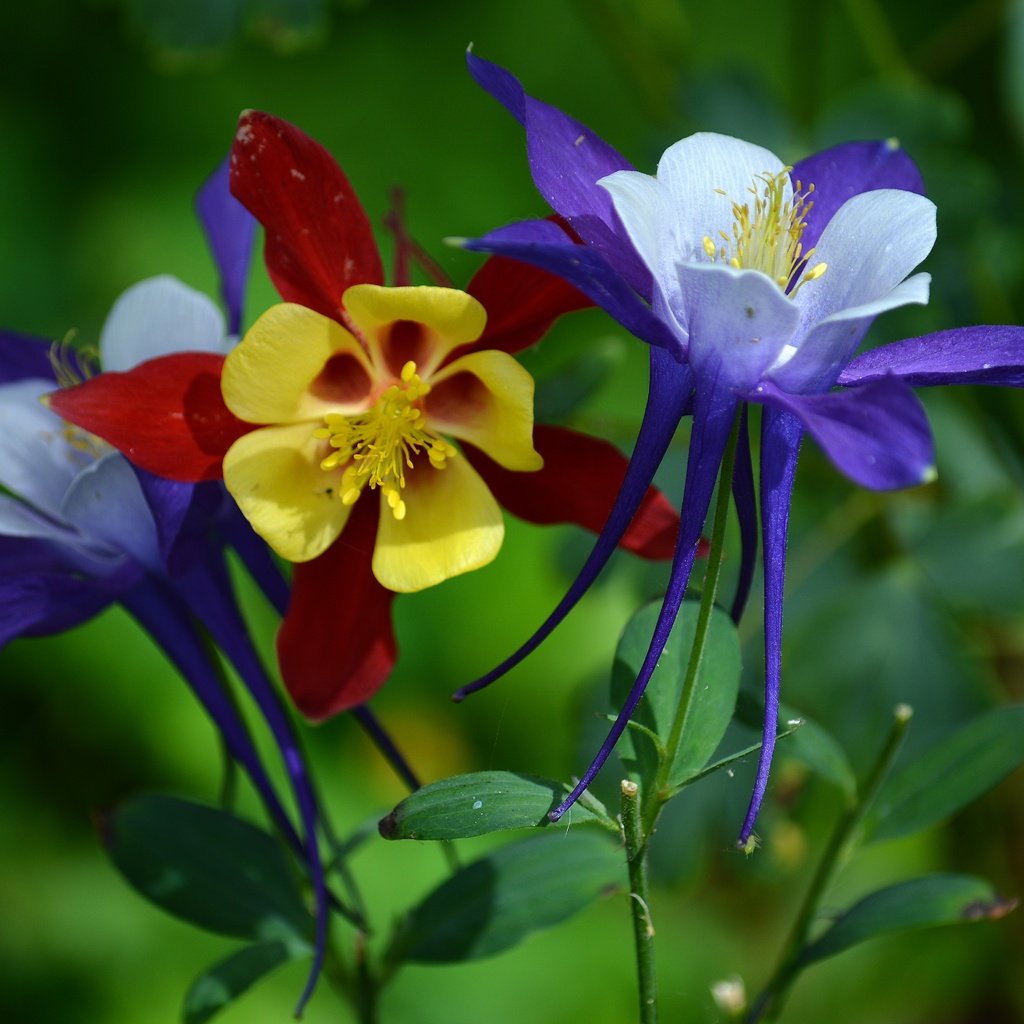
[748,703,914,1022]
[622,779,658,1024]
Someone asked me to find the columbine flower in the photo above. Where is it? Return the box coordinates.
[1,164,335,1014]
[456,53,1024,842]
[52,110,680,721]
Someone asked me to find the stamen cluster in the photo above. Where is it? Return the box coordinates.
[313,359,457,521]
[702,169,827,295]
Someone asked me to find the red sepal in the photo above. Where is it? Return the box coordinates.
[464,423,679,560]
[277,496,397,721]
[468,218,591,357]
[48,352,248,483]
[230,111,384,320]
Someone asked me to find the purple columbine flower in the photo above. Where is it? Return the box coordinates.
[0,162,334,1014]
[456,52,1024,845]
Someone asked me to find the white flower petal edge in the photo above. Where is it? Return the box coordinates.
[771,273,931,394]
[100,275,228,372]
[652,133,788,262]
[0,378,87,518]
[792,189,936,333]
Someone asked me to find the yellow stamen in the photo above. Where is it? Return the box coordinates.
[702,169,826,296]
[313,361,457,519]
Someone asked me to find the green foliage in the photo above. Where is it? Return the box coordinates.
[611,599,741,791]
[799,874,1017,967]
[386,832,624,965]
[183,942,299,1024]
[379,770,616,840]
[102,794,312,946]
[864,705,1024,843]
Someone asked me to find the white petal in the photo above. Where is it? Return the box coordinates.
[771,273,931,393]
[60,453,160,571]
[673,263,800,390]
[654,133,788,264]
[0,378,87,517]
[793,189,936,332]
[100,275,228,372]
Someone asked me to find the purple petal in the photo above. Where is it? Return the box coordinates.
[351,706,423,792]
[462,219,682,356]
[838,325,1024,388]
[0,331,57,384]
[467,52,650,293]
[729,407,757,623]
[121,579,303,852]
[196,156,256,335]
[216,496,291,616]
[175,553,328,1015]
[0,562,125,646]
[750,376,935,491]
[551,375,738,820]
[793,139,926,253]
[453,346,693,701]
[131,466,204,572]
[738,407,803,845]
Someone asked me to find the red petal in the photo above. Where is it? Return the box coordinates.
[468,218,591,356]
[277,495,397,720]
[49,352,248,482]
[464,423,679,560]
[230,111,384,320]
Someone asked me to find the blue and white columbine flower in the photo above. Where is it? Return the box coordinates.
[456,53,1024,844]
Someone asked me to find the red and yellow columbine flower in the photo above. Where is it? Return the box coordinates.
[221,284,541,592]
[52,111,679,720]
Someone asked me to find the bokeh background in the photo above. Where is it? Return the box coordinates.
[3,0,1024,1021]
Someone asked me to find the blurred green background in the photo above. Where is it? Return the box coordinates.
[3,0,1024,1021]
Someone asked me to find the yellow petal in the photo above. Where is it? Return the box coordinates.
[425,350,543,471]
[223,422,351,562]
[223,303,374,424]
[372,456,504,592]
[342,284,487,378]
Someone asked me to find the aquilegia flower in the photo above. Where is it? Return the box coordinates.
[1,164,335,1013]
[456,53,1024,843]
[52,110,680,721]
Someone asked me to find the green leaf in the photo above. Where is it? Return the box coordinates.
[183,941,302,1024]
[864,705,1024,843]
[378,771,612,840]
[734,692,856,799]
[387,831,624,965]
[101,794,312,943]
[611,600,741,788]
[800,874,1017,967]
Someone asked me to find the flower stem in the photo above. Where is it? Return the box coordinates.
[621,779,658,1024]
[747,703,914,1023]
[644,411,741,833]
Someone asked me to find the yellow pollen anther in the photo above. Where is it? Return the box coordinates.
[313,359,456,519]
[704,169,826,297]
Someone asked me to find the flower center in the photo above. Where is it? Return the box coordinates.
[702,168,826,296]
[312,359,457,521]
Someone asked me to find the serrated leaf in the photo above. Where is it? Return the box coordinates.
[612,600,741,788]
[379,771,610,840]
[102,794,311,943]
[183,941,303,1024]
[800,874,1017,967]
[864,705,1024,843]
[387,831,624,965]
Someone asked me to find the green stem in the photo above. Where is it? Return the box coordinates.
[748,703,914,1023]
[643,412,741,833]
[621,780,658,1024]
